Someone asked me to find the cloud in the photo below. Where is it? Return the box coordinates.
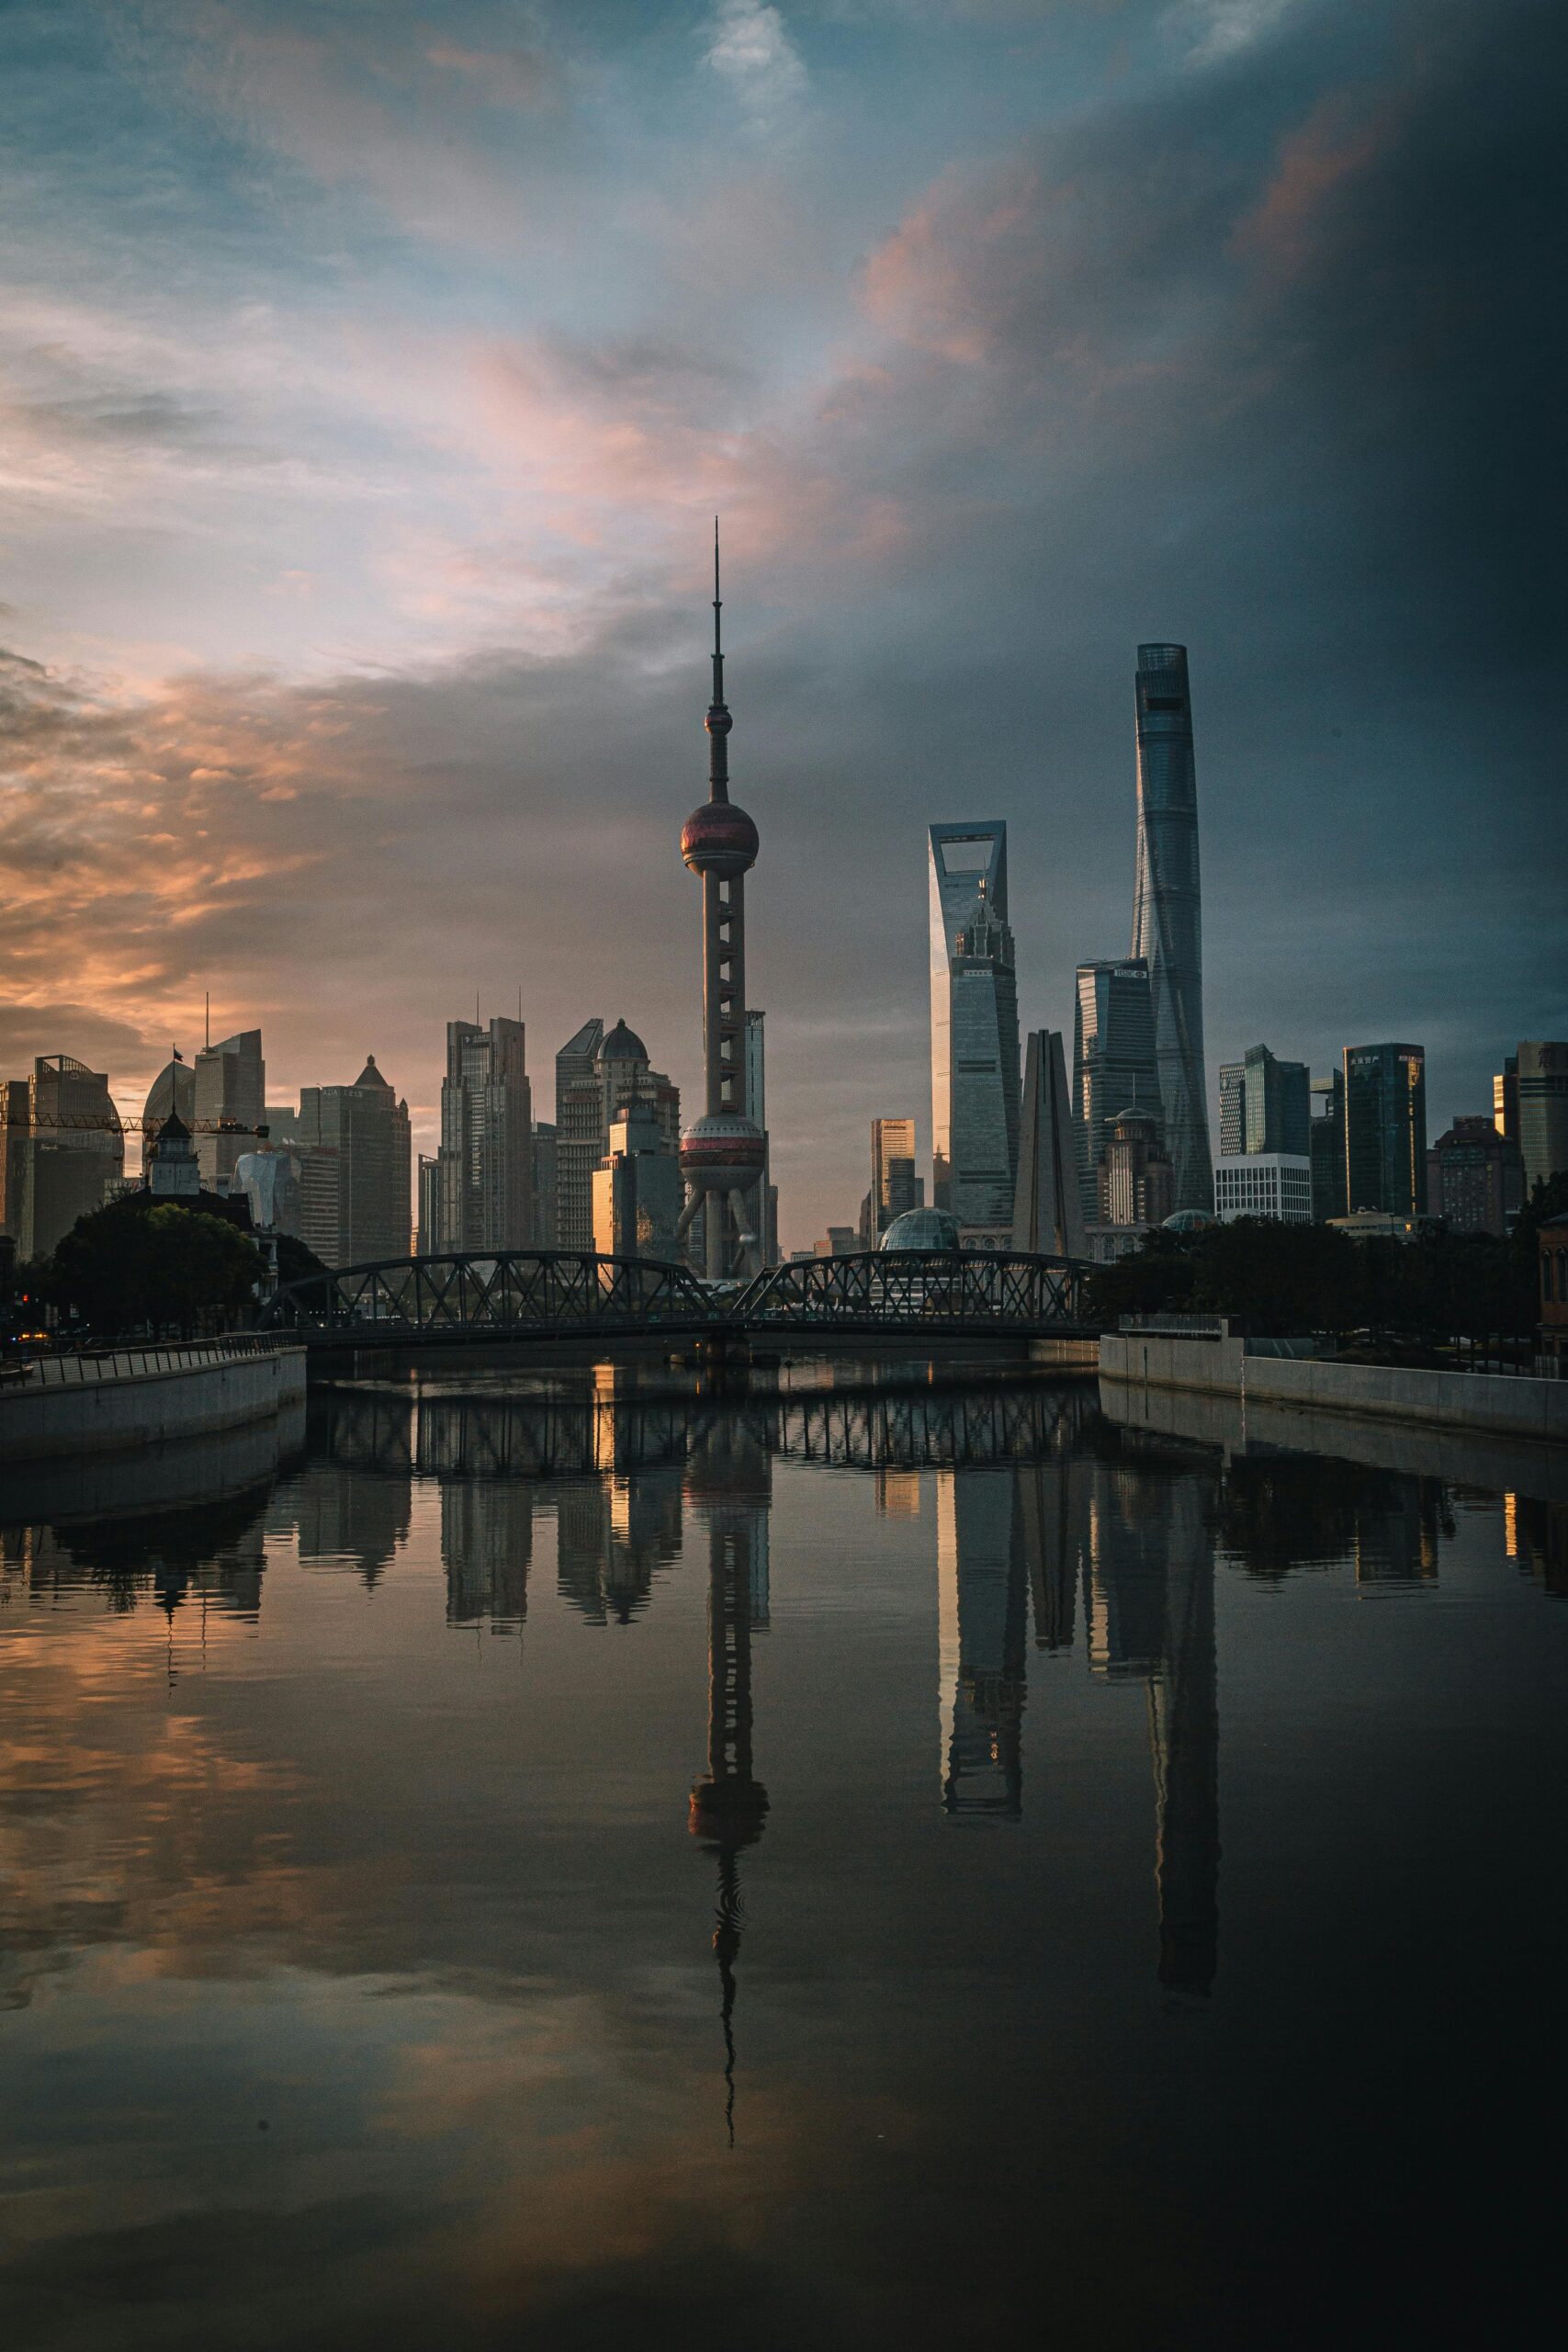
[704,1,809,121]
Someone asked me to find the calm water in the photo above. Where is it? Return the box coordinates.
[1,1364,1563,2351]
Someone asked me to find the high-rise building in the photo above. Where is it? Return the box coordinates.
[0,1057,124,1260]
[1132,644,1212,1211]
[1309,1072,1347,1221]
[1072,957,1162,1226]
[1213,1152,1313,1223]
[1426,1116,1525,1236]
[531,1124,558,1248]
[1517,1042,1568,1195]
[928,822,1021,1241]
[1218,1044,1310,1159]
[555,1018,605,1250]
[870,1116,922,1240]
[676,529,768,1279]
[426,1018,533,1253]
[592,1104,682,1261]
[193,1029,264,1190]
[553,1017,680,1255]
[1096,1108,1175,1228]
[296,1057,412,1264]
[744,1009,778,1264]
[1343,1043,1427,1217]
[1494,1053,1519,1148]
[1012,1032,1086,1258]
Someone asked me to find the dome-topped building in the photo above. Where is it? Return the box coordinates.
[141,1053,195,1172]
[597,1020,649,1068]
[881,1206,962,1252]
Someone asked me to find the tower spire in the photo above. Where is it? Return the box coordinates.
[706,516,731,803]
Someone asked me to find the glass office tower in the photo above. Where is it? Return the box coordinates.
[1073,957,1162,1227]
[1132,645,1213,1210]
[928,823,1021,1238]
[1343,1042,1427,1216]
[1218,1045,1310,1159]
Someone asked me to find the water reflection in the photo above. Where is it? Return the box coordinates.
[0,1365,1560,2349]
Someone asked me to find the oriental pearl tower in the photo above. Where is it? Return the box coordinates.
[674,526,767,1280]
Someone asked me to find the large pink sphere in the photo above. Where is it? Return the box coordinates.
[680,1111,765,1194]
[682,801,759,876]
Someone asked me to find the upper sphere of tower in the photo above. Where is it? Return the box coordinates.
[705,702,732,736]
[682,800,759,876]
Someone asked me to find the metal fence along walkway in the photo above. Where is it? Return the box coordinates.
[261,1247,1093,1349]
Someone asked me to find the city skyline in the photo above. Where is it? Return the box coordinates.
[0,2,1562,1251]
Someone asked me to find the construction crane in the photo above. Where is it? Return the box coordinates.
[1,1112,265,1137]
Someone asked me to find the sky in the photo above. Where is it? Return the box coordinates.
[0,0,1562,1249]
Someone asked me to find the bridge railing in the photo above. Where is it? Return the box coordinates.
[261,1248,716,1335]
[261,1246,1094,1340]
[730,1249,1092,1329]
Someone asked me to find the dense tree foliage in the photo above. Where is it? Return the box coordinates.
[1089,1213,1540,1340]
[46,1200,265,1335]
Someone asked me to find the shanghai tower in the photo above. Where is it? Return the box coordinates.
[1132,643,1213,1211]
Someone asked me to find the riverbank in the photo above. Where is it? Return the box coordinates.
[0,1338,308,1462]
[1099,1326,1566,1448]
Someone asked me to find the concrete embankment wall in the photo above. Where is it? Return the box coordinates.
[0,1345,308,1463]
[1099,1331,1568,1446]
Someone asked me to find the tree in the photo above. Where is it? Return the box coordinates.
[46,1200,265,1336]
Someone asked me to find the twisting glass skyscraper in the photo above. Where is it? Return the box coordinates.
[1132,645,1213,1211]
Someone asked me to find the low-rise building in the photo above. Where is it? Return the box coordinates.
[1426,1115,1525,1235]
[1214,1151,1313,1224]
[1538,1213,1568,1363]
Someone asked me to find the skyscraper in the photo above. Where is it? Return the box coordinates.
[0,1056,124,1260]
[870,1116,922,1240]
[1343,1042,1427,1216]
[555,1018,604,1250]
[1517,1041,1568,1195]
[676,528,767,1279]
[424,1018,533,1253]
[193,1028,264,1190]
[928,822,1021,1242]
[296,1056,412,1263]
[1132,644,1212,1210]
[1310,1071,1347,1221]
[1072,957,1162,1226]
[1218,1044,1310,1159]
[1012,1032,1085,1258]
[744,1009,777,1264]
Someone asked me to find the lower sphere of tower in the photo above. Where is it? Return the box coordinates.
[680,1111,765,1193]
[682,801,759,876]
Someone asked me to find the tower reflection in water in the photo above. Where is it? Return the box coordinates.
[683,1421,771,2143]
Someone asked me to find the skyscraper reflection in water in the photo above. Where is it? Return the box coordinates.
[1087,1453,1220,1996]
[938,1471,1028,1818]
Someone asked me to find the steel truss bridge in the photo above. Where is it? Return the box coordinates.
[260,1245,1093,1350]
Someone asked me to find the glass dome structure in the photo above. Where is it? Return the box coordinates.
[880,1206,962,1252]
[1162,1208,1214,1234]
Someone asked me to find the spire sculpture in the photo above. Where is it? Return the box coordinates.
[674,526,766,1278]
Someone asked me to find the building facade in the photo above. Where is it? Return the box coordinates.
[554,1018,605,1250]
[1213,1152,1313,1223]
[296,1056,412,1264]
[928,822,1021,1241]
[425,1018,533,1254]
[1344,1042,1427,1217]
[1097,1109,1175,1228]
[1426,1115,1525,1235]
[1218,1044,1310,1159]
[592,1105,682,1261]
[1517,1041,1568,1196]
[1131,643,1213,1211]
[141,1054,196,1173]
[0,1056,124,1261]
[1310,1071,1347,1221]
[1073,957,1162,1227]
[194,1029,265,1190]
[870,1116,922,1241]
[1012,1031,1086,1259]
